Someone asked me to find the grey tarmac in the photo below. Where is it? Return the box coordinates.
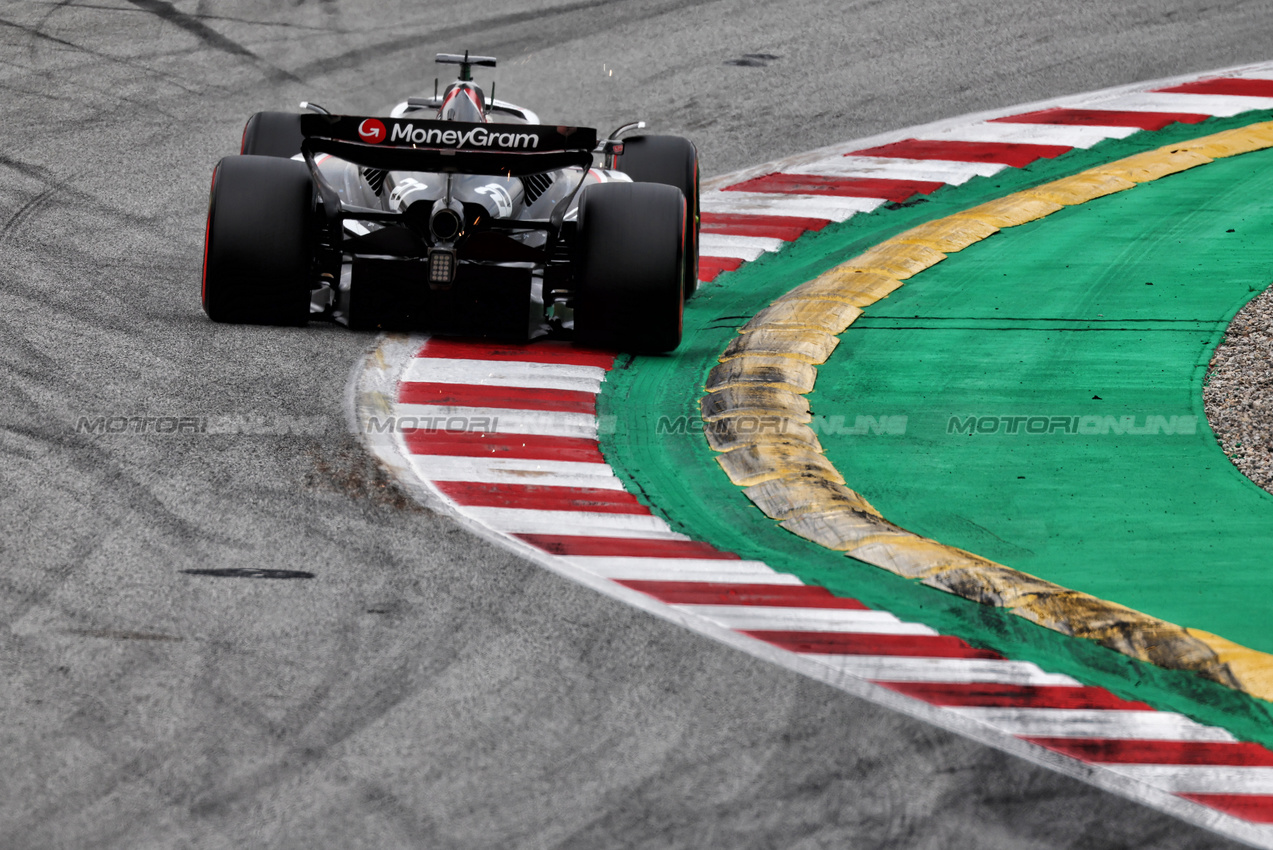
[1,1,1270,847]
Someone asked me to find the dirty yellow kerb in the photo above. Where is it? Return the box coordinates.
[701,122,1273,702]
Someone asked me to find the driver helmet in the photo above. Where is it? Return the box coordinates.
[438,82,487,122]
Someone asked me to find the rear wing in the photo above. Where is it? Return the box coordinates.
[299,114,597,176]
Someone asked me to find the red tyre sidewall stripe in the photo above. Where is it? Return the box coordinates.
[679,193,686,331]
[200,163,218,309]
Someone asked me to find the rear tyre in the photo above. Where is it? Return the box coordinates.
[573,182,684,353]
[201,155,314,325]
[616,135,700,298]
[240,111,304,157]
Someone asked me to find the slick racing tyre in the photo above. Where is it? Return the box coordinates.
[616,135,700,298]
[240,111,304,157]
[574,182,684,353]
[201,155,314,325]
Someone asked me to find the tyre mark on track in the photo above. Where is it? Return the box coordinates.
[0,10,108,57]
[182,568,316,579]
[65,628,183,641]
[124,0,302,84]
[170,565,552,821]
[0,679,197,846]
[0,186,55,248]
[0,423,234,547]
[0,153,59,182]
[482,0,725,61]
[183,638,468,822]
[289,0,613,78]
[0,12,197,95]
[289,0,721,79]
[0,314,64,388]
[0,154,161,236]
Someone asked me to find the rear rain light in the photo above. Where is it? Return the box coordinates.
[428,248,457,288]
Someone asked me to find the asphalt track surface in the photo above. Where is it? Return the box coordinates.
[2,1,1272,847]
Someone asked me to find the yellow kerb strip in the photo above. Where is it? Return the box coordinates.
[741,300,863,334]
[844,242,946,278]
[715,442,846,487]
[706,355,818,393]
[892,217,1000,252]
[785,270,904,305]
[702,121,1273,702]
[1021,171,1137,205]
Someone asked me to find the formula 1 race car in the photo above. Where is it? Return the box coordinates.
[200,51,698,353]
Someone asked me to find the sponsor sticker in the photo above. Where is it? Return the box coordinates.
[387,122,541,150]
[358,118,387,144]
[474,183,514,217]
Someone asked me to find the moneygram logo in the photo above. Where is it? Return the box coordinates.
[388,122,541,150]
[358,118,387,144]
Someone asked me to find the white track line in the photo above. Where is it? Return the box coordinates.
[922,120,1140,147]
[393,404,598,437]
[402,358,607,392]
[1103,765,1273,795]
[785,155,1007,182]
[701,192,887,220]
[676,604,939,634]
[806,655,1083,687]
[950,709,1238,742]
[699,233,787,259]
[408,455,625,489]
[1094,91,1273,116]
[458,507,681,537]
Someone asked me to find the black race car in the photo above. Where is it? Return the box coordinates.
[200,51,698,353]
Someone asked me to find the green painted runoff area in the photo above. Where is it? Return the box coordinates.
[819,147,1273,655]
[599,112,1273,745]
